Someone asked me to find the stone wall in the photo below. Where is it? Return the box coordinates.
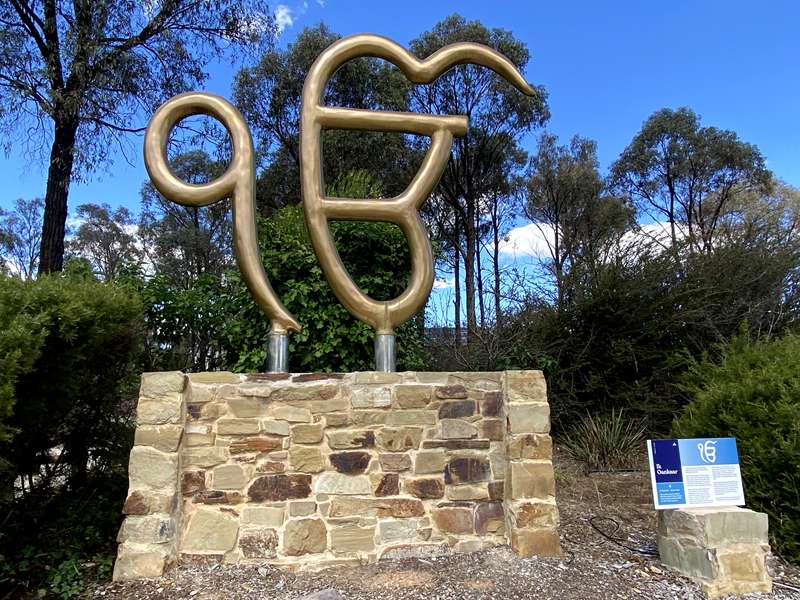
[113,370,560,580]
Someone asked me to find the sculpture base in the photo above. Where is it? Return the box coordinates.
[658,507,772,598]
[113,370,560,581]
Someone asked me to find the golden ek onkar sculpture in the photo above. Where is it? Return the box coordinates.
[144,34,535,372]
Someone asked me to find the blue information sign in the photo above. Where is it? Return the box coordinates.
[647,438,745,509]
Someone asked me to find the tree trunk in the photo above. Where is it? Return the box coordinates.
[475,219,486,330]
[464,199,477,338]
[491,199,502,327]
[453,218,462,345]
[39,116,79,274]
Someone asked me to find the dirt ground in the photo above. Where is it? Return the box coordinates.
[89,454,800,600]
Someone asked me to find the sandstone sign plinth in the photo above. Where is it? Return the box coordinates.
[113,370,561,581]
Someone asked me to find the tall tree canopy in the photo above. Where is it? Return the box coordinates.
[409,14,549,337]
[610,107,772,254]
[0,0,275,274]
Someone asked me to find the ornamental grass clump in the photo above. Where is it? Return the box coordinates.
[561,408,647,472]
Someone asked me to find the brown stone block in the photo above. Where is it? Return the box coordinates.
[181,471,206,496]
[329,497,425,518]
[256,461,286,473]
[271,383,339,403]
[377,427,423,452]
[122,489,177,515]
[506,434,553,460]
[229,436,282,454]
[508,462,556,500]
[283,518,327,556]
[510,527,562,557]
[444,457,491,485]
[292,373,344,383]
[329,451,372,474]
[248,474,312,501]
[422,439,491,450]
[480,391,503,417]
[192,490,243,504]
[405,477,445,499]
[475,502,505,535]
[432,506,474,534]
[374,473,400,497]
[435,385,468,399]
[480,419,504,441]
[380,453,411,472]
[438,400,476,419]
[239,528,279,558]
[488,481,504,501]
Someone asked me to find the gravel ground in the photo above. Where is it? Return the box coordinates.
[89,459,800,600]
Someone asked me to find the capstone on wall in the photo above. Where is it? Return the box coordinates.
[113,370,560,580]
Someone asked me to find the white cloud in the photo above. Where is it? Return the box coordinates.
[316,0,325,6]
[497,223,554,259]
[433,277,454,289]
[274,4,294,33]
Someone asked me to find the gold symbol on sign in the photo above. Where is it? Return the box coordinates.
[143,34,535,368]
[300,34,536,335]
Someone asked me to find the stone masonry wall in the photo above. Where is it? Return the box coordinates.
[113,370,560,580]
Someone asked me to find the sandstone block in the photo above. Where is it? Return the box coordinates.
[229,436,282,454]
[141,371,185,397]
[510,527,562,557]
[658,507,768,547]
[380,453,411,472]
[351,410,387,425]
[117,514,174,544]
[212,464,247,490]
[241,506,284,527]
[329,497,425,518]
[217,418,261,435]
[488,481,504,501]
[123,489,178,515]
[134,425,184,452]
[507,403,550,434]
[291,422,324,444]
[393,385,433,408]
[438,400,475,419]
[386,411,436,426]
[181,471,206,496]
[475,502,505,535]
[376,427,423,452]
[314,473,372,495]
[432,506,473,534]
[289,501,317,517]
[269,405,312,423]
[506,434,553,460]
[512,501,559,528]
[129,446,178,491]
[226,397,269,418]
[188,372,241,385]
[182,508,239,553]
[440,419,478,440]
[192,490,243,504]
[351,385,392,408]
[261,419,290,436]
[447,484,489,501]
[289,446,324,473]
[327,430,375,449]
[508,461,556,500]
[113,543,169,581]
[283,518,327,555]
[421,440,490,450]
[331,524,375,554]
[325,412,352,427]
[377,518,425,544]
[414,450,447,474]
[329,451,372,474]
[405,477,445,499]
[271,383,339,403]
[444,457,491,485]
[480,419,503,441]
[248,474,312,501]
[286,396,349,413]
[239,527,278,558]
[354,372,401,384]
[137,393,183,425]
[292,373,344,383]
[506,370,547,403]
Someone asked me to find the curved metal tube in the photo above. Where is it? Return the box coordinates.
[300,34,536,335]
[143,92,300,335]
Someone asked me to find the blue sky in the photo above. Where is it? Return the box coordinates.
[2,0,799,214]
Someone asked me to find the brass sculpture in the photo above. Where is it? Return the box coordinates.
[144,33,535,372]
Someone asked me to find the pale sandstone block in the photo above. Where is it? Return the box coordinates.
[217,418,261,435]
[117,514,174,544]
[330,524,376,554]
[269,405,312,423]
[134,425,183,452]
[439,419,478,439]
[188,372,242,384]
[137,393,183,425]
[414,450,447,474]
[507,461,556,500]
[314,473,372,495]
[354,372,401,384]
[261,419,290,436]
[507,403,550,434]
[505,370,547,403]
[212,464,247,490]
[182,446,229,468]
[226,397,270,418]
[141,371,185,397]
[386,410,436,426]
[129,446,178,491]
[291,422,324,444]
[351,386,392,408]
[289,446,324,473]
[241,506,285,527]
[182,508,239,553]
[112,543,169,581]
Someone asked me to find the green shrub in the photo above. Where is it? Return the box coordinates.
[561,408,646,472]
[0,274,142,597]
[674,334,800,561]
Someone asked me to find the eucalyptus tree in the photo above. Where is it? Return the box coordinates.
[0,0,275,274]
